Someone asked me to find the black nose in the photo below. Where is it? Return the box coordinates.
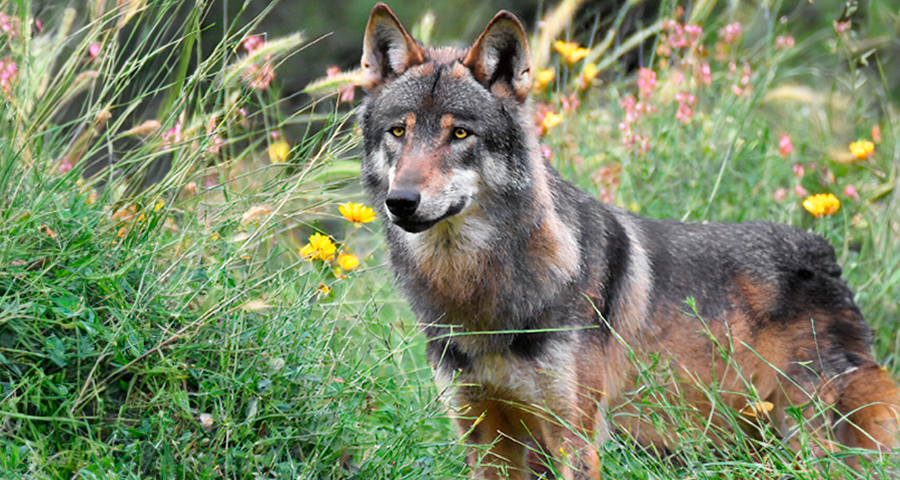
[385,189,420,219]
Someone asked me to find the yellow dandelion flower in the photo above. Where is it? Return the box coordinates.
[535,68,555,90]
[268,140,291,163]
[581,63,598,84]
[803,193,840,218]
[154,200,165,211]
[300,232,336,261]
[554,41,589,64]
[337,253,360,271]
[339,202,376,225]
[541,111,563,130]
[316,283,331,296]
[849,140,874,160]
[741,401,774,417]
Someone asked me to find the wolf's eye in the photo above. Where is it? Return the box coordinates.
[390,126,405,138]
[453,128,468,139]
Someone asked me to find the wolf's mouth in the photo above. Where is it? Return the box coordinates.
[392,199,468,233]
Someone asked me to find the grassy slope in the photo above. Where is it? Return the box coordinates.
[0,0,898,479]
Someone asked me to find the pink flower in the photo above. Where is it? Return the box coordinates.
[57,156,73,174]
[243,35,265,53]
[0,58,17,93]
[0,13,17,37]
[775,35,795,49]
[844,184,859,201]
[779,134,793,157]
[698,62,711,86]
[872,125,882,144]
[794,184,807,197]
[792,164,804,177]
[740,62,752,86]
[244,62,274,90]
[88,43,101,58]
[732,85,743,96]
[541,145,552,161]
[674,92,695,124]
[162,123,182,146]
[560,92,580,114]
[773,188,787,202]
[834,20,851,34]
[637,67,656,98]
[326,66,356,103]
[719,22,742,45]
[684,24,703,45]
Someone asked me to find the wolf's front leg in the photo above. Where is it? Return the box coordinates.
[543,426,603,480]
[454,398,537,479]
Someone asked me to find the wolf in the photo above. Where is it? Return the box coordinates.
[357,4,900,479]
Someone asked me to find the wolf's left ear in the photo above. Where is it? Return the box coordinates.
[463,11,532,102]
[362,3,426,90]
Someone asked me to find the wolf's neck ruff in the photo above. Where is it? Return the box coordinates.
[400,170,582,350]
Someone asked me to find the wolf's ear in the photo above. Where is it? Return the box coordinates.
[463,11,532,102]
[361,3,426,90]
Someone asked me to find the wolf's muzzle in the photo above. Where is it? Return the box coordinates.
[387,195,468,234]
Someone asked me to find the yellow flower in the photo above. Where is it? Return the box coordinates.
[316,283,331,296]
[741,401,774,417]
[337,253,359,271]
[803,193,840,218]
[535,68,555,90]
[154,200,165,211]
[300,232,336,261]
[554,41,589,64]
[581,63,598,84]
[849,140,874,160]
[339,202,376,224]
[541,111,563,130]
[268,140,290,163]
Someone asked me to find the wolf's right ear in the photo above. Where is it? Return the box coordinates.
[361,3,426,90]
[463,11,532,102]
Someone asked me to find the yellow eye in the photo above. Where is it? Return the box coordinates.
[453,127,468,139]
[391,126,405,137]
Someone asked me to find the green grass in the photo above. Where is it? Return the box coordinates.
[1,0,899,478]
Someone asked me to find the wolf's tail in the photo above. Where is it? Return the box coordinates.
[835,363,900,452]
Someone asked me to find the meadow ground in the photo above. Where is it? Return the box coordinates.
[1,0,899,478]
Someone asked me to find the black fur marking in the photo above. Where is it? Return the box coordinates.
[600,215,630,326]
[509,327,552,360]
[427,337,472,372]
[430,64,445,98]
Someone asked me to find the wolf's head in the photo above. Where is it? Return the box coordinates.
[359,3,540,234]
